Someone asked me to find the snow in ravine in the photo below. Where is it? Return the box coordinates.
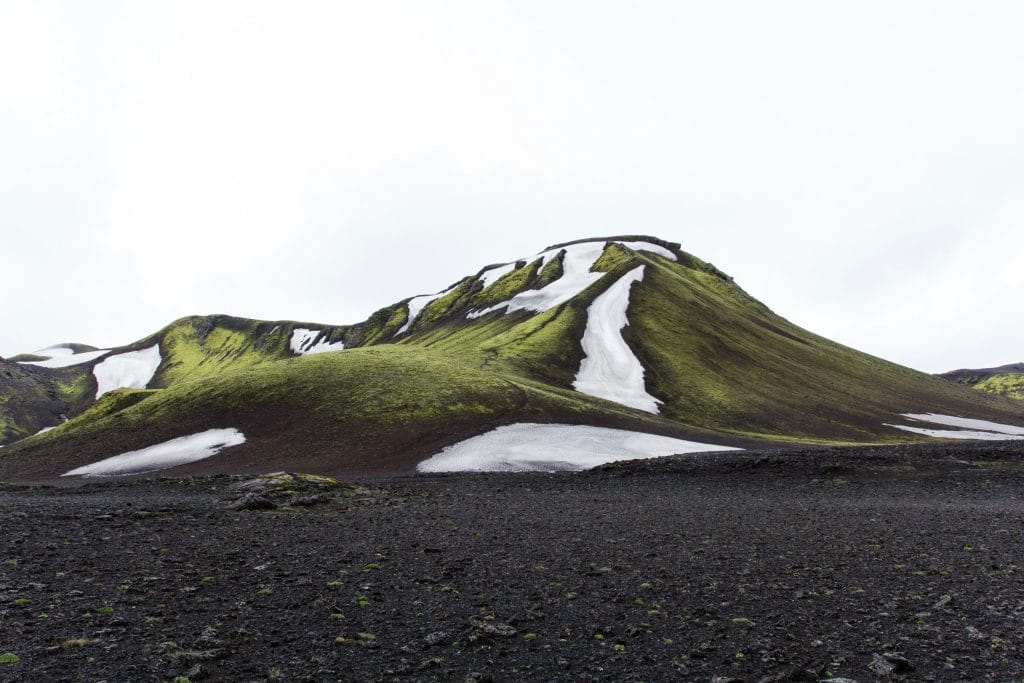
[615,241,678,262]
[573,265,661,413]
[62,428,247,477]
[468,242,606,318]
[93,345,162,399]
[20,347,111,368]
[477,262,518,289]
[886,413,1024,440]
[417,423,739,472]
[290,328,345,356]
[395,283,459,337]
[468,240,675,320]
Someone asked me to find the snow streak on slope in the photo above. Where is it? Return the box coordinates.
[478,262,518,289]
[417,423,738,472]
[468,240,677,319]
[93,345,162,399]
[20,347,110,368]
[395,283,460,337]
[62,428,247,477]
[573,266,661,413]
[290,329,345,356]
[902,413,1024,435]
[886,413,1024,440]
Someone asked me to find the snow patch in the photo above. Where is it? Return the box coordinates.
[478,262,518,289]
[573,265,661,413]
[467,240,677,320]
[395,283,459,337]
[20,348,110,368]
[417,423,739,473]
[468,242,607,318]
[62,428,247,477]
[616,240,678,262]
[902,413,1024,436]
[290,328,345,356]
[886,413,1024,441]
[884,424,1024,441]
[93,345,162,399]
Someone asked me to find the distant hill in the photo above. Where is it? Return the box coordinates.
[939,363,1024,400]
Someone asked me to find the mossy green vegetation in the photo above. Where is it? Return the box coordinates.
[535,250,565,288]
[973,374,1024,400]
[152,316,291,387]
[2,344,707,479]
[625,254,1023,443]
[470,259,541,308]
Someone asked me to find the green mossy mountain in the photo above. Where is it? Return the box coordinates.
[940,363,1024,401]
[2,235,1022,479]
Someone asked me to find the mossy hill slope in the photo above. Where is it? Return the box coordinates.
[940,363,1024,401]
[0,316,349,446]
[0,346,749,480]
[2,235,1023,479]
[382,238,1024,443]
[0,359,93,444]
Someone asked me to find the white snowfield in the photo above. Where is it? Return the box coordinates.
[886,413,1024,441]
[62,428,247,477]
[290,328,345,356]
[93,345,162,399]
[468,240,676,320]
[395,283,460,337]
[417,422,739,473]
[20,345,111,368]
[573,265,661,413]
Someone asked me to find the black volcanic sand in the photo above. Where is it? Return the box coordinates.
[2,442,1024,682]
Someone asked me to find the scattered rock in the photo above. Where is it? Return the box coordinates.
[469,615,516,637]
[423,631,449,646]
[227,494,277,512]
[869,652,912,676]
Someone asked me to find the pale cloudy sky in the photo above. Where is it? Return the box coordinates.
[1,1,1022,373]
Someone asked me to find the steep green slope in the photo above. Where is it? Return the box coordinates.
[382,238,1023,443]
[0,346,745,480]
[144,315,347,388]
[940,364,1024,401]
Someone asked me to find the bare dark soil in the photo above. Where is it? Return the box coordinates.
[2,441,1024,682]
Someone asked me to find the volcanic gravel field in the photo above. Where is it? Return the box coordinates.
[2,441,1024,682]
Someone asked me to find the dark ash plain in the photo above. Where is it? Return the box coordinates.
[2,441,1023,681]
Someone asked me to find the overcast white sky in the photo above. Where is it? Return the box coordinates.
[2,1,1022,373]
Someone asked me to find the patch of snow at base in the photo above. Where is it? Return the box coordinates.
[36,426,56,435]
[417,423,740,473]
[290,328,345,356]
[62,428,247,477]
[467,240,677,320]
[902,413,1024,436]
[884,424,1024,441]
[21,348,111,368]
[573,265,661,413]
[93,345,162,399]
[395,283,459,337]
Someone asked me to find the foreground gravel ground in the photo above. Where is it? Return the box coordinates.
[2,441,1024,682]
